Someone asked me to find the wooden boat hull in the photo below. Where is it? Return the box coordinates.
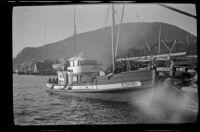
[46,84,151,93]
[46,84,153,103]
[46,80,152,93]
[46,69,153,93]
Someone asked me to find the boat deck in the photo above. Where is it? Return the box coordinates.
[96,69,152,85]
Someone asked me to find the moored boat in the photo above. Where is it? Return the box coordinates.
[45,4,154,93]
[45,56,153,93]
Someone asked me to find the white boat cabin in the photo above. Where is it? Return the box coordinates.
[57,57,103,86]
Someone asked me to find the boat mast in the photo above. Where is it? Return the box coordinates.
[158,26,161,55]
[115,4,125,58]
[43,9,47,60]
[111,4,116,73]
[73,6,77,56]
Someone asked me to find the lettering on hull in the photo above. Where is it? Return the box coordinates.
[122,81,141,88]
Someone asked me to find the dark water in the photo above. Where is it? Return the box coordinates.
[13,75,197,125]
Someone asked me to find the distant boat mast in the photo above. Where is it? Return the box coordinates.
[43,9,47,60]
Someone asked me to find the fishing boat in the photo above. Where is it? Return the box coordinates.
[45,4,154,93]
[46,56,153,93]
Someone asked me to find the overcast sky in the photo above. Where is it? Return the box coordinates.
[12,3,197,58]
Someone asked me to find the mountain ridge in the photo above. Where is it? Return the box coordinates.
[13,22,197,71]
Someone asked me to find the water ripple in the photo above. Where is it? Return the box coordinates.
[13,75,197,125]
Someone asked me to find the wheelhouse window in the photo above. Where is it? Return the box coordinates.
[70,60,74,67]
[74,60,78,66]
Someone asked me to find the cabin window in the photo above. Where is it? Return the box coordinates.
[72,75,77,82]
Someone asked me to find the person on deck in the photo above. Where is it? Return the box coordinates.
[52,78,55,84]
[56,78,58,84]
[48,78,52,83]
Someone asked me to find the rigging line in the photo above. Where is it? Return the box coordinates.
[134,6,151,53]
[115,4,125,58]
[159,4,196,19]
[161,40,171,52]
[170,39,177,54]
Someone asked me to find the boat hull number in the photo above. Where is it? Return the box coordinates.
[122,81,141,88]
